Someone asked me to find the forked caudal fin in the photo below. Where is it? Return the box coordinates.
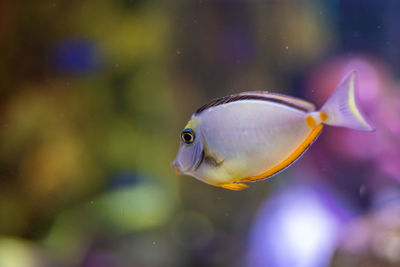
[318,71,375,132]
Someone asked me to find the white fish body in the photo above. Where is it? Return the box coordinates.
[173,72,374,191]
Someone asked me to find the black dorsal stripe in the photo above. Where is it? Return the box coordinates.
[195,94,309,114]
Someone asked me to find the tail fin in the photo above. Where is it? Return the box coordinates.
[318,71,375,132]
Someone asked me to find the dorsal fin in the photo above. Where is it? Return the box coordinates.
[195,91,315,115]
[243,91,316,112]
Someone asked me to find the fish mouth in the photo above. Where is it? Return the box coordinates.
[172,150,204,175]
[172,160,182,175]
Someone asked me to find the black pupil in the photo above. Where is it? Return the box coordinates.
[183,133,192,142]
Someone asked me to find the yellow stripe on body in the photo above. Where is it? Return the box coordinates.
[239,124,324,183]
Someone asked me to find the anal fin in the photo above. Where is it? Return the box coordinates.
[240,177,260,183]
[239,124,324,184]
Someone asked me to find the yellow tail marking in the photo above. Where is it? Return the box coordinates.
[347,74,369,128]
[217,183,248,191]
[240,124,324,183]
[305,115,317,128]
[320,112,328,122]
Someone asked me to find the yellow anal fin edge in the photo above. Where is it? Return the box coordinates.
[240,124,324,183]
[217,183,248,191]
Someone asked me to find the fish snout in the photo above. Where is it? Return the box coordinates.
[172,160,182,175]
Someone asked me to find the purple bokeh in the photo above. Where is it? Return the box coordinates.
[246,183,352,267]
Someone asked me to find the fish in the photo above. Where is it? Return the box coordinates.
[172,72,375,191]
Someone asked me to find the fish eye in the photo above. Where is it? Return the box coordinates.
[181,129,195,144]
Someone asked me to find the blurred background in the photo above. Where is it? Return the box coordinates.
[0,0,399,266]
